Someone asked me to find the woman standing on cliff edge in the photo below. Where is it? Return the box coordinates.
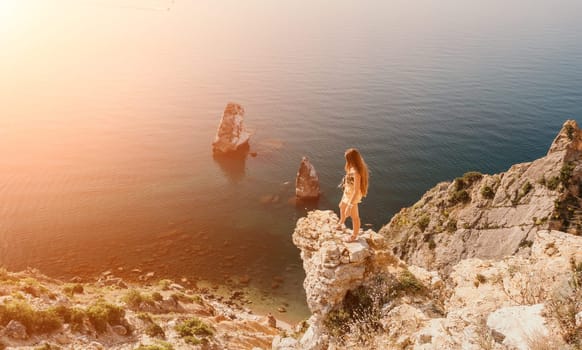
[336,148,369,242]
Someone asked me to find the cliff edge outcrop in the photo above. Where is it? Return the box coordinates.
[284,120,582,350]
[286,211,582,350]
[380,120,582,273]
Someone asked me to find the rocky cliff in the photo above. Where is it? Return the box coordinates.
[285,211,581,350]
[379,120,582,273]
[282,120,582,350]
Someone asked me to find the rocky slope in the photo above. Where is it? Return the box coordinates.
[280,121,582,350]
[0,269,287,349]
[284,210,581,350]
[379,120,582,273]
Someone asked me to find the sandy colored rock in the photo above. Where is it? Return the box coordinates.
[295,156,321,199]
[212,102,251,154]
[380,119,582,273]
[487,304,548,350]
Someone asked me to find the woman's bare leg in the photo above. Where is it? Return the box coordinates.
[336,201,348,229]
[345,204,360,241]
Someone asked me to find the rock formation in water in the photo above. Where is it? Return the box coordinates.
[279,120,582,350]
[212,102,251,155]
[295,157,321,200]
[379,119,582,273]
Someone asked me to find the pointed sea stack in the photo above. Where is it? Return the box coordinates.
[295,156,320,200]
[212,103,251,155]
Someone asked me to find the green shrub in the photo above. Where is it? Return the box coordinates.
[396,270,426,294]
[86,300,125,333]
[170,292,199,304]
[323,284,383,338]
[146,324,166,339]
[62,283,84,296]
[0,300,62,334]
[449,189,470,205]
[453,178,466,191]
[560,163,575,187]
[0,267,10,281]
[446,219,457,233]
[134,342,174,350]
[123,290,156,309]
[463,171,483,184]
[175,317,214,341]
[428,238,436,250]
[522,181,533,196]
[51,305,86,332]
[565,124,575,141]
[35,344,61,350]
[512,181,533,205]
[481,185,495,199]
[157,280,172,291]
[151,292,163,302]
[546,176,560,190]
[417,215,430,232]
[138,312,165,339]
[475,274,487,284]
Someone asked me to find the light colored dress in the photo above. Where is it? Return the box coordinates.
[340,168,362,205]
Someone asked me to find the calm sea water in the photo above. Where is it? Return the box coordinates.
[1,0,582,321]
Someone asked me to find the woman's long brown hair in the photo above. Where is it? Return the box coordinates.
[344,148,369,197]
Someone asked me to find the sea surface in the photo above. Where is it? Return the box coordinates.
[1,0,582,321]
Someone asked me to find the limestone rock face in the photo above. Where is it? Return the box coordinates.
[380,119,582,273]
[212,102,251,154]
[295,157,320,199]
[288,209,582,349]
[291,210,405,350]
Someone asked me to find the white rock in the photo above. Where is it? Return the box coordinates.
[487,304,548,350]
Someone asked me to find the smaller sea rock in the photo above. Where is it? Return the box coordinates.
[295,156,320,200]
[212,102,251,154]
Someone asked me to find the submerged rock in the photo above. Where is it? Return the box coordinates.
[295,157,320,200]
[212,102,251,154]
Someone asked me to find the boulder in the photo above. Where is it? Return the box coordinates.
[212,102,251,154]
[295,157,320,200]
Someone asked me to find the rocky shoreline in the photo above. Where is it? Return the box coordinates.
[0,268,293,349]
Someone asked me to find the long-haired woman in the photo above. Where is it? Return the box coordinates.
[336,148,369,242]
